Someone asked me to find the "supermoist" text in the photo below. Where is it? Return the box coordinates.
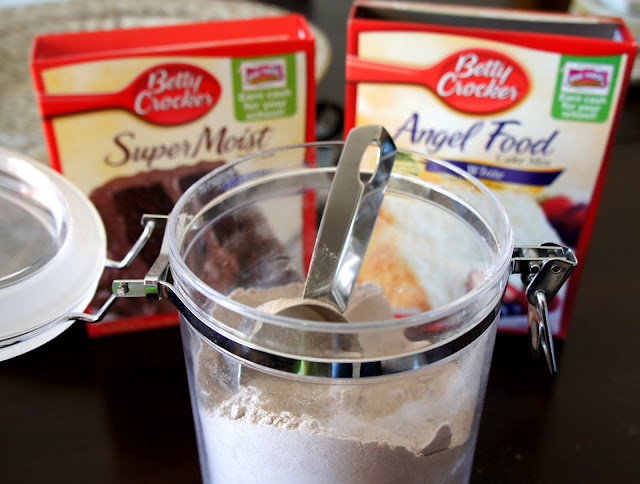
[104,125,273,167]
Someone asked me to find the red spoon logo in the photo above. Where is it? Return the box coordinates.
[434,49,529,113]
[347,48,530,114]
[39,63,221,125]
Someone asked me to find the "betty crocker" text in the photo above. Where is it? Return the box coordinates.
[433,49,529,113]
[131,63,221,124]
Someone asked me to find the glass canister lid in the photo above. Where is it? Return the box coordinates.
[0,148,106,361]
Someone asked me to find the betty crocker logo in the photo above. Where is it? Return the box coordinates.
[39,63,221,124]
[132,63,221,124]
[434,49,529,114]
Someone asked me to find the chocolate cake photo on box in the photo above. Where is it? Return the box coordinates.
[89,160,301,335]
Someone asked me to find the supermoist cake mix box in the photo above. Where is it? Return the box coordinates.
[31,15,315,336]
[345,1,636,337]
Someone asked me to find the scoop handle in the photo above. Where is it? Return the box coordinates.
[303,125,396,311]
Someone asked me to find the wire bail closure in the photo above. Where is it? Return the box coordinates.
[76,216,577,376]
[512,243,577,374]
[68,214,168,323]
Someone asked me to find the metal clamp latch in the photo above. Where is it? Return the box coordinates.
[512,243,577,374]
[111,213,173,303]
[69,214,169,323]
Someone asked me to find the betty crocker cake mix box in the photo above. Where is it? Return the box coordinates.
[345,1,636,337]
[31,15,315,337]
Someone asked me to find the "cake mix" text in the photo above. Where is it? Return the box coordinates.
[104,125,273,167]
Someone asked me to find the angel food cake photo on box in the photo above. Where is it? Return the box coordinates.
[345,0,637,337]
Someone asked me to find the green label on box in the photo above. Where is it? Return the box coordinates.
[232,55,297,121]
[551,54,621,123]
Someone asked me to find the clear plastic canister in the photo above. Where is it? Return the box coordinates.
[166,142,513,484]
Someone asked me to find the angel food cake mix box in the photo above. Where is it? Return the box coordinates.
[31,15,315,336]
[345,1,636,337]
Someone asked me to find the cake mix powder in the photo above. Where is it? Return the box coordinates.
[189,282,495,484]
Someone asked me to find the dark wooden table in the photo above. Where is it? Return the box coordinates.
[1,1,639,483]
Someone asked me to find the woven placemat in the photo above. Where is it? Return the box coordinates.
[0,0,331,161]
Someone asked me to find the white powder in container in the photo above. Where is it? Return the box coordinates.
[191,283,494,484]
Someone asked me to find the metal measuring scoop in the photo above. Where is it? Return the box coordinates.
[259,125,397,322]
